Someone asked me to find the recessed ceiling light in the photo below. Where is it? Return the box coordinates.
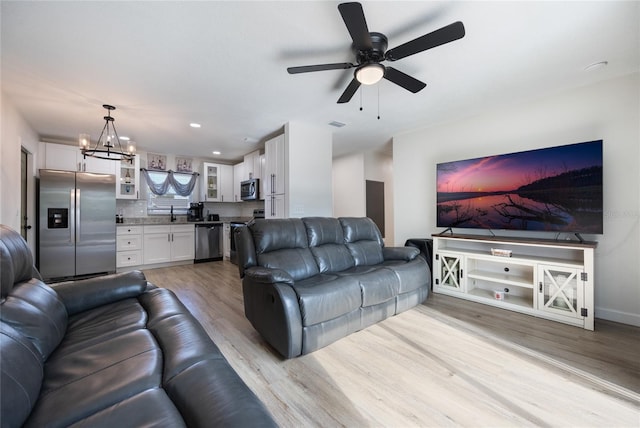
[584,61,608,72]
[328,121,346,128]
[120,136,130,141]
[212,151,221,155]
[190,123,201,128]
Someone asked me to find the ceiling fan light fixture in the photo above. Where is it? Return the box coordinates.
[355,63,385,85]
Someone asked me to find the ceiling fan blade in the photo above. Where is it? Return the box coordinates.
[287,63,354,74]
[385,21,465,61]
[337,78,361,104]
[338,2,373,51]
[383,67,426,93]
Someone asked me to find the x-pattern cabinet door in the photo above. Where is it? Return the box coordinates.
[537,265,584,320]
[436,253,464,292]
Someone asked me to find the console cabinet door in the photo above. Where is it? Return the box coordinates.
[537,265,584,319]
[435,252,465,292]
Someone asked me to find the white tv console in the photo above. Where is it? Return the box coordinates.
[432,234,596,330]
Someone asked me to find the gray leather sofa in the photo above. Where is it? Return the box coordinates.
[236,217,431,359]
[0,225,276,428]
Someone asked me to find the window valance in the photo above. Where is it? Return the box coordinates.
[141,168,199,197]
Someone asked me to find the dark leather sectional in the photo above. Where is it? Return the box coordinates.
[0,225,276,428]
[236,217,431,359]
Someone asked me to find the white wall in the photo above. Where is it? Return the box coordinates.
[333,153,366,217]
[1,92,40,251]
[333,150,395,244]
[393,73,640,326]
[286,121,333,217]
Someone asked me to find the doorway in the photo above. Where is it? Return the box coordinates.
[20,147,34,242]
[366,180,385,237]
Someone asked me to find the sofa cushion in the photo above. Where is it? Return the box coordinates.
[304,217,354,272]
[1,224,37,299]
[52,298,147,359]
[0,323,43,428]
[251,218,308,253]
[251,218,320,280]
[383,258,431,294]
[258,248,320,281]
[65,388,186,428]
[340,217,384,266]
[1,279,67,361]
[27,329,162,427]
[293,274,362,326]
[338,267,400,307]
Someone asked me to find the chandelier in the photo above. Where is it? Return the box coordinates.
[79,104,136,163]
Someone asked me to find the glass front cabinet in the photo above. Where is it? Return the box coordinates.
[434,252,465,293]
[202,162,220,201]
[537,265,585,320]
[116,156,140,199]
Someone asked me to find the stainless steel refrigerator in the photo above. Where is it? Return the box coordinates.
[38,169,116,280]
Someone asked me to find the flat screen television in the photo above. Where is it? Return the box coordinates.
[436,140,603,234]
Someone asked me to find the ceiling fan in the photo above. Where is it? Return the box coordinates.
[287,2,465,104]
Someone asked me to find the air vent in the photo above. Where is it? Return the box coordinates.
[328,121,346,128]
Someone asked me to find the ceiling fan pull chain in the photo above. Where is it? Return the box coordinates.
[359,87,363,111]
[377,85,380,120]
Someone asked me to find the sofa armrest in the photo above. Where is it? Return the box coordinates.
[244,266,295,286]
[383,246,420,261]
[242,273,302,358]
[52,270,147,316]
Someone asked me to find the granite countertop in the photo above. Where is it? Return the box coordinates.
[119,216,252,226]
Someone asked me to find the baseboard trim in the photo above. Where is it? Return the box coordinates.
[595,307,640,327]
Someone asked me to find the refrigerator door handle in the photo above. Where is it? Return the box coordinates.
[69,189,76,243]
[76,189,81,242]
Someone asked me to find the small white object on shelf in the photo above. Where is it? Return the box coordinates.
[491,248,512,257]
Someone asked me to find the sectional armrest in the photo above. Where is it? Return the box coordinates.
[52,270,148,315]
[383,246,420,261]
[244,266,295,286]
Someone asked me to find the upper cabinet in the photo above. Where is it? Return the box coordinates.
[116,156,140,199]
[264,134,286,197]
[202,162,233,202]
[243,150,262,181]
[43,142,116,174]
[233,162,244,202]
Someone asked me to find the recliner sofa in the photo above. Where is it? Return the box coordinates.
[236,217,431,359]
[0,224,276,428]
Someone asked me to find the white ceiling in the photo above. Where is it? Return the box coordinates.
[2,1,638,163]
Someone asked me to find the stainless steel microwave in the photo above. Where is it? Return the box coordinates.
[240,178,259,201]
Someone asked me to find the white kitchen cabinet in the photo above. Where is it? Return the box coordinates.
[143,224,194,265]
[233,162,244,202]
[264,134,287,218]
[116,155,140,199]
[44,142,116,174]
[243,150,262,181]
[116,225,143,269]
[265,193,286,219]
[432,234,596,330]
[264,134,286,196]
[202,162,233,202]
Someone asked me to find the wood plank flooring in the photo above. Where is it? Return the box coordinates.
[142,261,640,427]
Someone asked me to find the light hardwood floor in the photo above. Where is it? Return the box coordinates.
[143,261,640,427]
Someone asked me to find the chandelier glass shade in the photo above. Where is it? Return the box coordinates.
[79,104,136,163]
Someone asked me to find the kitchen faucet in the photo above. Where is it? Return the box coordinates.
[170,205,176,222]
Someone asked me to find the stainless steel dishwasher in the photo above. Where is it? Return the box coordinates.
[194,223,223,263]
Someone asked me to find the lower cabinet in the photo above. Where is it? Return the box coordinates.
[432,234,596,330]
[143,224,194,265]
[116,226,143,268]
